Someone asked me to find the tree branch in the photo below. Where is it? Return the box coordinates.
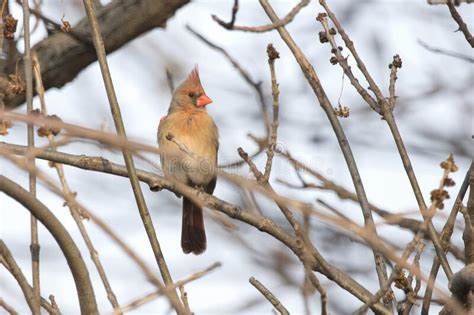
[249,277,289,315]
[446,0,474,47]
[81,1,185,314]
[21,0,40,312]
[0,141,389,313]
[258,0,390,297]
[0,175,98,314]
[3,0,190,109]
[212,0,309,33]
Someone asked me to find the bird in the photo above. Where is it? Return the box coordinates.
[157,66,218,255]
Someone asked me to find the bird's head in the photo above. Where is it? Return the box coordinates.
[170,66,212,112]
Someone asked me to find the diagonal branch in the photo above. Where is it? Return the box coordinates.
[81,1,185,314]
[249,277,289,315]
[446,0,474,47]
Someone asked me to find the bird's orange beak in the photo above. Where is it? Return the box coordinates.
[196,94,213,107]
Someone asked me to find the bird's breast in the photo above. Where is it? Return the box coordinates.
[158,110,218,161]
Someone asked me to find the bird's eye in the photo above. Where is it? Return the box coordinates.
[188,92,195,98]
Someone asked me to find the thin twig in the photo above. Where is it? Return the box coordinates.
[32,52,121,313]
[179,286,191,314]
[212,0,310,33]
[446,0,474,47]
[418,39,474,63]
[355,154,457,314]
[1,254,59,315]
[186,25,270,136]
[81,1,185,314]
[463,167,474,263]
[0,298,18,315]
[388,55,402,110]
[402,242,426,315]
[212,0,239,29]
[237,45,330,312]
[21,1,40,312]
[249,276,289,315]
[0,240,41,315]
[261,43,280,183]
[113,262,221,314]
[317,14,379,113]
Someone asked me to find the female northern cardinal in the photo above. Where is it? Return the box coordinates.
[158,67,218,255]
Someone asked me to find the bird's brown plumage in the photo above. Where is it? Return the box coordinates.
[157,66,218,254]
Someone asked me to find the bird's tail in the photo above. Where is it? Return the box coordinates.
[181,197,206,254]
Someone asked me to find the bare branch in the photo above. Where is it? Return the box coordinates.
[81,1,185,314]
[249,277,289,315]
[0,298,18,315]
[0,176,98,314]
[1,240,40,315]
[113,262,221,314]
[21,1,40,312]
[212,0,239,29]
[261,43,280,183]
[186,25,271,137]
[418,39,474,63]
[446,0,474,47]
[212,0,309,33]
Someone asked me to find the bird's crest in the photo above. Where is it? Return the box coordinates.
[186,65,201,86]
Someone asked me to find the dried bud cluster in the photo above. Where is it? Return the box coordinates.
[330,56,338,65]
[3,14,17,39]
[31,109,63,137]
[333,104,350,118]
[316,12,327,22]
[440,154,458,172]
[394,270,410,293]
[430,189,450,210]
[430,154,458,210]
[266,43,280,61]
[61,20,71,33]
[389,54,403,69]
[319,31,328,43]
[383,291,394,304]
[0,74,24,97]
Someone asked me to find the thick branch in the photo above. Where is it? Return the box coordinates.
[4,0,189,109]
[0,175,98,314]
